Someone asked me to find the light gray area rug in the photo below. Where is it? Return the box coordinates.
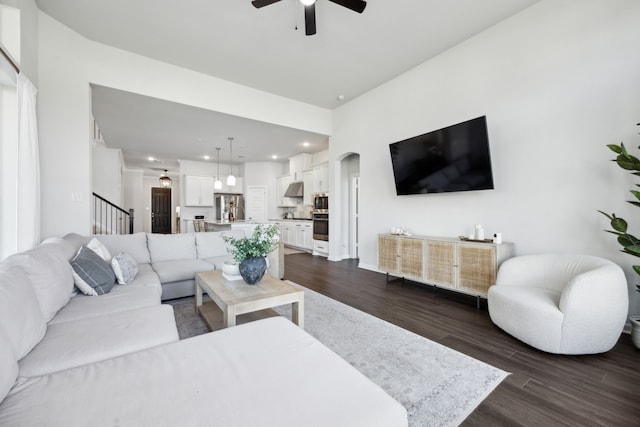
[168,284,508,426]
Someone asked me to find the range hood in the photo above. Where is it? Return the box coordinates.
[284,182,304,198]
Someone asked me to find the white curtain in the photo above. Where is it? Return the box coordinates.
[16,72,40,251]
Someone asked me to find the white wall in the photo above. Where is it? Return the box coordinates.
[0,0,38,84]
[92,143,122,207]
[38,12,92,238]
[34,12,332,239]
[122,169,144,233]
[330,0,640,316]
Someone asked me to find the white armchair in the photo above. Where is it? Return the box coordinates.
[487,254,628,354]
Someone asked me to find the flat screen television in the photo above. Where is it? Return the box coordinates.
[389,116,494,195]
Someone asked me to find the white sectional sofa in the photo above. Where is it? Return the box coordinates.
[0,232,407,426]
[65,229,250,300]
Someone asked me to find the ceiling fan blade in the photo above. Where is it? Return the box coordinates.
[328,0,366,13]
[251,0,281,8]
[305,4,317,36]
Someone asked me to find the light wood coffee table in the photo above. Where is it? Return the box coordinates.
[195,270,304,330]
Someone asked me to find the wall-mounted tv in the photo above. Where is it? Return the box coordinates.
[389,116,494,195]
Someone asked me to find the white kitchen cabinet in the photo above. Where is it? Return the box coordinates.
[303,170,313,206]
[215,177,244,194]
[294,222,313,250]
[289,153,313,182]
[280,221,313,251]
[313,162,328,194]
[184,175,214,206]
[277,175,296,207]
[279,223,293,245]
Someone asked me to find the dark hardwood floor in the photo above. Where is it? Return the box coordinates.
[283,253,640,426]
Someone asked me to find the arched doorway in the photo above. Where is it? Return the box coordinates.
[338,153,360,259]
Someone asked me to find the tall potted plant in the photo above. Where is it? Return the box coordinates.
[599,123,640,348]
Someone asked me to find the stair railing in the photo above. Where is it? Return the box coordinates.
[92,192,134,234]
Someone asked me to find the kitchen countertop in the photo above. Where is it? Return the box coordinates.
[270,218,313,222]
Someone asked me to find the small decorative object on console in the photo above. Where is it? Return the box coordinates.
[222,224,279,285]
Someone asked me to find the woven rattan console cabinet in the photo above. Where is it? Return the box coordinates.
[378,234,514,303]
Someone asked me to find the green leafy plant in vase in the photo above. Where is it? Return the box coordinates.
[599,123,640,348]
[222,224,279,285]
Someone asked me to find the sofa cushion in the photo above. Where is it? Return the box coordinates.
[0,318,407,427]
[111,252,139,284]
[70,246,116,295]
[97,233,151,264]
[148,233,197,263]
[195,230,243,259]
[152,259,214,283]
[18,305,179,378]
[49,285,161,325]
[3,240,74,322]
[0,266,47,359]
[0,327,18,403]
[128,265,162,292]
[62,232,90,253]
[39,237,78,261]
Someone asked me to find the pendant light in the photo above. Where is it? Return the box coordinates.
[159,170,172,188]
[214,147,223,190]
[226,137,236,186]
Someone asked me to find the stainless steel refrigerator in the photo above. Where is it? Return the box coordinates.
[215,193,244,221]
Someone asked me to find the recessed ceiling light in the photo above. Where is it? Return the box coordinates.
[337,94,345,101]
[203,155,210,160]
[303,142,310,147]
[272,155,278,160]
[148,156,155,162]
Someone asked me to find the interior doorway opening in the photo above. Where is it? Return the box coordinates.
[339,153,360,260]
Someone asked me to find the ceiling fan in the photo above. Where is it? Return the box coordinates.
[251,0,367,36]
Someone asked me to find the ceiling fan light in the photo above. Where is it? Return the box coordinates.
[300,0,316,5]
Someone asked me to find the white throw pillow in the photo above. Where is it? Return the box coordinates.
[71,269,99,296]
[87,237,112,262]
[111,252,139,284]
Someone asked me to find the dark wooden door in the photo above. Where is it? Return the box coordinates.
[151,188,172,234]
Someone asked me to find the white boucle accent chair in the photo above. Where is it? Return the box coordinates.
[487,254,628,355]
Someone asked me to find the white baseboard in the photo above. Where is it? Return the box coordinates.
[358,262,382,273]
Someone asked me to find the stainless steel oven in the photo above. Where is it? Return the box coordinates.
[313,193,329,213]
[312,212,329,241]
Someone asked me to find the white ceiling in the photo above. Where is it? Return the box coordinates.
[90,84,329,171]
[36,0,540,174]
